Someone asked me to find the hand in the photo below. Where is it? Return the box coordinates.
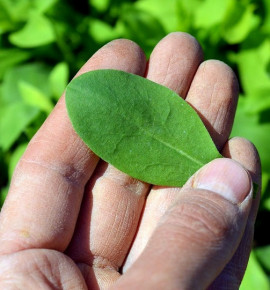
[0,32,260,289]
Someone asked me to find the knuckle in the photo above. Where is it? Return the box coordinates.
[162,192,237,245]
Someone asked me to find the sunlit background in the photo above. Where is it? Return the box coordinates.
[0,0,270,288]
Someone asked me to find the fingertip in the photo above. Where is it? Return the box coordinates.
[190,158,252,204]
[186,59,239,150]
[77,38,147,77]
[222,137,261,185]
[162,31,203,51]
[221,136,261,224]
[146,31,203,96]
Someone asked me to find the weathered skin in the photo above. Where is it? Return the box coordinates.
[0,33,260,289]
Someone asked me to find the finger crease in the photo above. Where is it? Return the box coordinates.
[19,158,84,188]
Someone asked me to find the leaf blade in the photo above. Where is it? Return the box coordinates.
[66,69,221,186]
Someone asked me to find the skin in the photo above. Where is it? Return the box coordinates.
[0,32,261,289]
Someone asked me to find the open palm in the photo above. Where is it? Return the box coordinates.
[0,33,260,289]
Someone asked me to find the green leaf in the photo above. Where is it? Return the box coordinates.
[243,89,270,115]
[89,18,121,43]
[0,87,2,107]
[32,0,59,14]
[118,5,166,56]
[66,69,221,186]
[18,81,54,114]
[1,63,51,105]
[194,0,230,29]
[0,0,58,34]
[0,186,8,208]
[49,62,69,100]
[240,251,270,290]
[0,0,31,24]
[231,98,270,174]
[256,245,270,272]
[260,172,270,211]
[0,147,8,188]
[0,49,30,80]
[0,102,38,151]
[222,1,260,44]
[9,14,56,48]
[135,0,179,33]
[90,0,110,12]
[175,0,201,32]
[0,3,14,34]
[262,0,270,32]
[236,39,270,96]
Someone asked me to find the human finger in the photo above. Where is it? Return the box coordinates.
[123,38,239,271]
[146,32,203,97]
[114,158,253,289]
[0,249,87,289]
[66,32,203,275]
[186,59,239,150]
[123,31,204,271]
[0,39,146,255]
[66,161,150,289]
[209,137,261,288]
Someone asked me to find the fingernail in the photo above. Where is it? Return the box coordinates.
[192,158,252,204]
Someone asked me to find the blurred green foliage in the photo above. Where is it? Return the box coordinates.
[0,0,270,288]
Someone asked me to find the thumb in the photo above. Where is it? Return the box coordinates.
[113,158,253,290]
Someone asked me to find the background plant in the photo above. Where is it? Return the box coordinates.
[0,0,270,288]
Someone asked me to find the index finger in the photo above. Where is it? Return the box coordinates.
[0,39,146,255]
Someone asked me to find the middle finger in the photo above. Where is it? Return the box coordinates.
[68,32,204,282]
[123,35,239,272]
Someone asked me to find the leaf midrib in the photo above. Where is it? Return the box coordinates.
[138,125,204,167]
